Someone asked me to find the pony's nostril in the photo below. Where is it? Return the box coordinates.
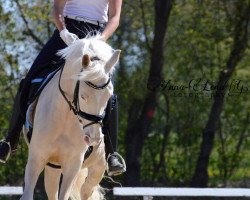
[84,135,91,145]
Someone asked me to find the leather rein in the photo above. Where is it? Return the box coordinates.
[58,64,111,130]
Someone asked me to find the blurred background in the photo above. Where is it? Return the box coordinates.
[0,0,249,199]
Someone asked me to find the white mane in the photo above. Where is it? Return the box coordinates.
[57,36,116,81]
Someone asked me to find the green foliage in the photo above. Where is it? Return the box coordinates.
[0,0,249,199]
[118,0,250,187]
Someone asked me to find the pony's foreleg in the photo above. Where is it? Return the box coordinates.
[20,153,46,200]
[58,158,84,200]
[44,166,62,200]
[80,159,106,200]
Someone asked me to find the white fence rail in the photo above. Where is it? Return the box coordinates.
[0,186,23,195]
[113,187,250,200]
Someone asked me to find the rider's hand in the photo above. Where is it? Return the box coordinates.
[59,28,78,46]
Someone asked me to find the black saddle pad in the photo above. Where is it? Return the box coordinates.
[20,65,63,117]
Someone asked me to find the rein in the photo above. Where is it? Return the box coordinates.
[58,64,110,130]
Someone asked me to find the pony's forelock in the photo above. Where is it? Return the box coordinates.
[58,36,116,82]
[57,35,113,61]
[80,60,106,80]
[57,39,87,60]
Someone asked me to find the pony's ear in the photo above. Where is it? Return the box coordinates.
[105,50,121,73]
[82,54,90,68]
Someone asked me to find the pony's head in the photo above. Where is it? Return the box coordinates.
[58,36,121,145]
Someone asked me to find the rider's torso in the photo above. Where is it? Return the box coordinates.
[63,0,109,23]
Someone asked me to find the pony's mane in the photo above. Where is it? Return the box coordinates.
[57,35,116,81]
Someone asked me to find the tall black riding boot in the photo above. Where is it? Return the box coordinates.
[0,80,25,163]
[103,94,126,176]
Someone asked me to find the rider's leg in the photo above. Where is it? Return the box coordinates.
[0,30,66,163]
[103,94,126,176]
[0,81,25,163]
[19,29,67,115]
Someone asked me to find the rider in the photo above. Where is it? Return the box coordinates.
[0,0,125,176]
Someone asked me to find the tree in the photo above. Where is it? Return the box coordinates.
[191,0,250,187]
[124,0,173,186]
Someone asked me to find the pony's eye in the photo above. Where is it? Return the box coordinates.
[90,56,100,61]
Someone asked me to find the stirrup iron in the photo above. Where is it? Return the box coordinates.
[0,140,11,163]
[107,152,126,176]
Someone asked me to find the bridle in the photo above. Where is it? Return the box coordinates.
[58,63,111,130]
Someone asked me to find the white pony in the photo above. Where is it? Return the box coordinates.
[20,37,121,200]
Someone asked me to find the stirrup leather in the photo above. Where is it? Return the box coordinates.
[0,140,11,163]
[107,152,126,176]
